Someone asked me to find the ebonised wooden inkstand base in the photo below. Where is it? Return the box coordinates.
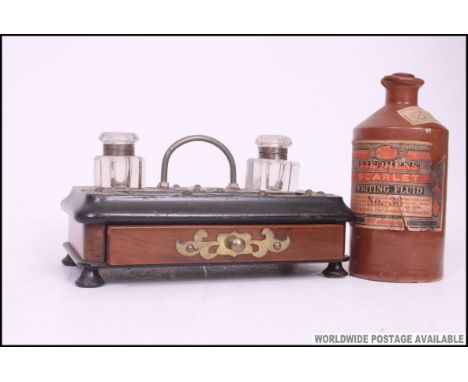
[62,187,353,287]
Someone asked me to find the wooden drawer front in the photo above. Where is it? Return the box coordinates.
[107,224,345,265]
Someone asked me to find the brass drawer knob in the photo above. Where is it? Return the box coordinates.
[225,236,246,253]
[176,228,290,260]
[273,241,282,250]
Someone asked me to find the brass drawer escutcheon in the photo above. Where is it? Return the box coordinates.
[175,228,290,260]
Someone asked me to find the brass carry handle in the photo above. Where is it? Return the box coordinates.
[158,135,239,189]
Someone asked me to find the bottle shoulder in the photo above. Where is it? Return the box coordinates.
[94,155,144,161]
[247,158,300,166]
[354,104,448,131]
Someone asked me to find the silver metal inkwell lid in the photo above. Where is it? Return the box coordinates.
[99,132,139,156]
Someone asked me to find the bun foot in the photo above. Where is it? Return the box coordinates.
[62,254,76,266]
[75,268,105,288]
[322,261,348,278]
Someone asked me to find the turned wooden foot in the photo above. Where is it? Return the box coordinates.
[322,261,348,278]
[75,268,105,288]
[62,254,76,266]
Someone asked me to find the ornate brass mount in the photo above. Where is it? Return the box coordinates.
[175,228,290,260]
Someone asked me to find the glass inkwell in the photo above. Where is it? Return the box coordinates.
[245,135,300,191]
[94,132,144,188]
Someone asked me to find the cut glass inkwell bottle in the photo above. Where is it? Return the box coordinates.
[245,135,300,191]
[94,132,144,188]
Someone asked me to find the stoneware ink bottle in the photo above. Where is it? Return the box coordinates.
[350,73,448,282]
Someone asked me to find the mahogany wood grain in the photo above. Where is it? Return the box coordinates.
[107,224,345,265]
[68,218,105,262]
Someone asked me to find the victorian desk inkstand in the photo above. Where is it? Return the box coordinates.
[61,133,353,287]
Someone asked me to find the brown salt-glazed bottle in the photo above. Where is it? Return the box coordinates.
[350,73,448,282]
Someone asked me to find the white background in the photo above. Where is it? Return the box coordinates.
[3,36,466,344]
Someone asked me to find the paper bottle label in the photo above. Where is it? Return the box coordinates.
[397,106,440,125]
[351,140,445,231]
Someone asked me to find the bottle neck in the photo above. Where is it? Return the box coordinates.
[385,86,419,106]
[258,146,288,160]
[381,73,424,106]
[103,144,135,156]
